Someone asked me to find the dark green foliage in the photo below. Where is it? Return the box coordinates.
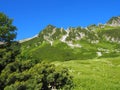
[0,13,17,44]
[0,40,20,73]
[1,61,73,90]
[0,60,35,89]
[0,12,19,73]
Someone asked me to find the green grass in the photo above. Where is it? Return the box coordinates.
[52,57,120,90]
[21,40,120,61]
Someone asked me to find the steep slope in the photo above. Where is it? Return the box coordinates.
[107,16,120,26]
[38,25,66,45]
[20,17,120,61]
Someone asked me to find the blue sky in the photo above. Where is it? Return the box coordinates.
[0,0,120,40]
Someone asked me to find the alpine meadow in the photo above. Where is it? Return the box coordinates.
[0,13,120,90]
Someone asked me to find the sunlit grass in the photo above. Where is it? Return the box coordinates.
[52,57,120,90]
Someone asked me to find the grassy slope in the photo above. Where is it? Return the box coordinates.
[21,40,120,61]
[20,26,120,89]
[21,26,120,61]
[52,57,120,90]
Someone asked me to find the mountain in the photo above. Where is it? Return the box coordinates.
[107,16,120,26]
[20,17,120,61]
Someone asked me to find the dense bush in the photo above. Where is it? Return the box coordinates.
[1,61,73,90]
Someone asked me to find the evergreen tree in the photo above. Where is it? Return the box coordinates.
[0,12,18,75]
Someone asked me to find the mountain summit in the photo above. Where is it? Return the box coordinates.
[107,16,120,26]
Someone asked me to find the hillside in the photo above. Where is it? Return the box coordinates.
[20,17,120,61]
[52,57,120,90]
[3,15,119,90]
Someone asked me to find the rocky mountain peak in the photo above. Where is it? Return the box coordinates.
[107,16,120,26]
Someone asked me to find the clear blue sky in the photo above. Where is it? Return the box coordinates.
[0,0,120,40]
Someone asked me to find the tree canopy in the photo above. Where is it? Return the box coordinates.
[0,12,19,73]
[0,12,17,45]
